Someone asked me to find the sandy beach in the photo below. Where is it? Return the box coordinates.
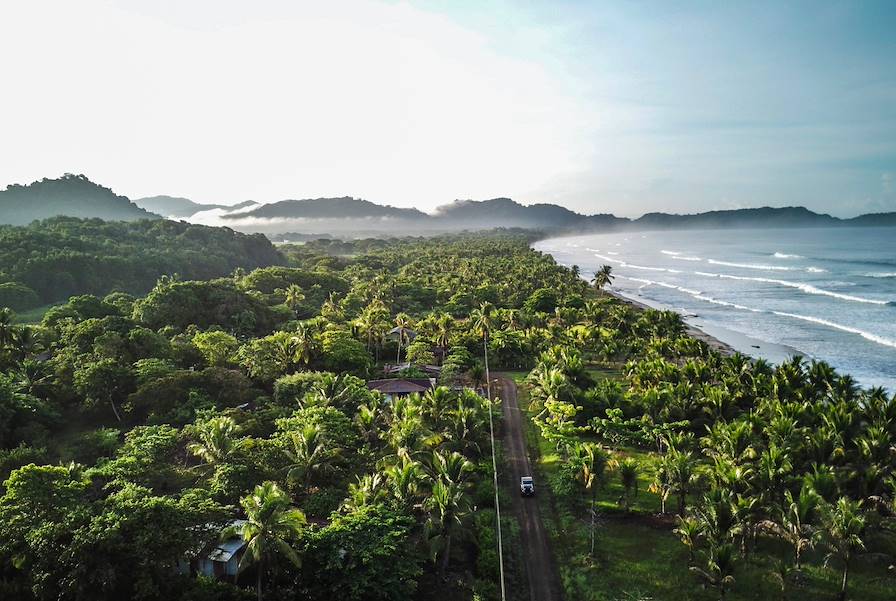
[604,288,800,361]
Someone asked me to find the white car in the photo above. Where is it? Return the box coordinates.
[520,476,535,496]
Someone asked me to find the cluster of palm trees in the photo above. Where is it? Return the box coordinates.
[185,382,493,594]
[525,299,896,599]
[343,386,490,575]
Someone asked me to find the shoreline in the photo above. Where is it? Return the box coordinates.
[602,288,739,357]
[602,286,801,363]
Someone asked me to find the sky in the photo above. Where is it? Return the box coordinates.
[1,0,894,217]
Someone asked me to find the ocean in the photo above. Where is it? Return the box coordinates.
[534,227,896,391]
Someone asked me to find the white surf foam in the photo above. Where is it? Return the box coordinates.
[672,255,703,262]
[773,252,804,259]
[708,259,797,271]
[771,311,896,349]
[660,250,681,256]
[620,276,759,312]
[695,272,891,306]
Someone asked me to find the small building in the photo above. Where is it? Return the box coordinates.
[196,519,247,580]
[367,378,436,401]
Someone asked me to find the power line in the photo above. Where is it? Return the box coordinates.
[485,346,506,601]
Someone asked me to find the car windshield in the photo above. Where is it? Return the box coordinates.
[522,478,533,484]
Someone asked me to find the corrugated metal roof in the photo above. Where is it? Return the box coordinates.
[208,537,247,563]
[206,519,248,563]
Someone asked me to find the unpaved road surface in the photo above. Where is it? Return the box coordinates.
[496,376,563,601]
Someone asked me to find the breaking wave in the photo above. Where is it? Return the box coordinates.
[671,255,703,262]
[694,272,891,306]
[770,311,896,349]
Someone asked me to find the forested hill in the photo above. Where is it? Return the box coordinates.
[201,194,896,235]
[228,196,428,220]
[0,174,158,225]
[0,217,284,311]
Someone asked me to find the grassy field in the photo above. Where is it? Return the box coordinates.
[11,304,56,324]
[512,368,895,601]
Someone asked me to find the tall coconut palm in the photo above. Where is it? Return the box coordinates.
[434,312,453,363]
[470,302,495,400]
[283,424,341,493]
[824,497,865,601]
[393,312,413,364]
[188,416,245,467]
[591,265,614,292]
[284,284,305,318]
[235,481,307,601]
[570,442,607,557]
[425,478,469,577]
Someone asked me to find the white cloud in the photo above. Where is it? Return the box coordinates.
[0,0,595,209]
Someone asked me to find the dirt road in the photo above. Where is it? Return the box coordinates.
[496,376,563,601]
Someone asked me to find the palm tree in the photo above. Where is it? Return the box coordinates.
[470,302,495,400]
[393,312,413,364]
[434,313,453,363]
[619,457,640,511]
[675,516,702,565]
[343,473,387,510]
[0,307,15,349]
[10,326,40,364]
[431,450,475,487]
[591,265,614,292]
[824,497,866,601]
[15,358,53,397]
[425,478,469,577]
[766,484,821,570]
[690,542,737,600]
[284,284,305,318]
[283,424,340,493]
[188,416,245,467]
[570,442,607,557]
[235,481,307,601]
[658,448,699,516]
[290,324,315,366]
[385,456,425,508]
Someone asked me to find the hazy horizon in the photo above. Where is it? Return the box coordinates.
[2,1,894,218]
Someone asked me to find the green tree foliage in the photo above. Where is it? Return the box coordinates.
[1,229,893,601]
[192,330,240,367]
[0,216,283,306]
[303,505,421,601]
[134,280,278,334]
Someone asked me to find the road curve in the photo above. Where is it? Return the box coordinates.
[496,375,563,601]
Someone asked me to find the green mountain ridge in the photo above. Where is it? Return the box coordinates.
[0,174,158,225]
[2,175,894,234]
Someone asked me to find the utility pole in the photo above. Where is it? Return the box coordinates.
[484,334,506,601]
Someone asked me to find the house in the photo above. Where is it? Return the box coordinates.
[195,519,247,580]
[367,378,436,401]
